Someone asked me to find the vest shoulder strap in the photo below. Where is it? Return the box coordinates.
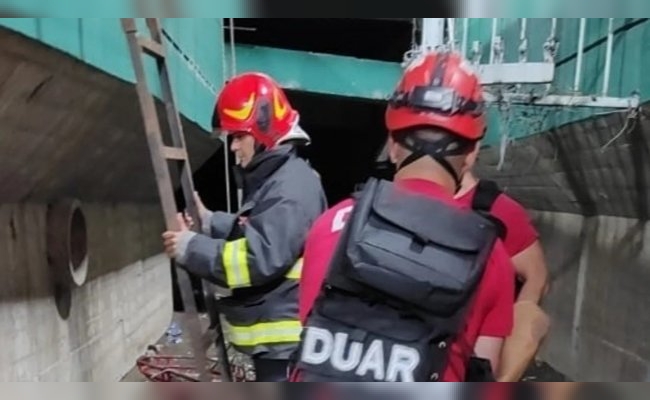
[471,180,507,240]
[471,180,502,212]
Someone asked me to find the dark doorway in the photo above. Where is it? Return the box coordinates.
[286,90,388,205]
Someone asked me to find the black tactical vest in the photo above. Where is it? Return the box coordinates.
[293,178,499,382]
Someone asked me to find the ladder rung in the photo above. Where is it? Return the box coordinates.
[138,37,165,58]
[162,146,187,160]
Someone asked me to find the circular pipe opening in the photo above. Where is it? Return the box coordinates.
[47,198,89,288]
[69,207,88,282]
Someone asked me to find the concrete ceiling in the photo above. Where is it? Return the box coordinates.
[0,27,220,204]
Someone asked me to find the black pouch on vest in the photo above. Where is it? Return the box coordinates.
[337,179,497,317]
[464,356,496,382]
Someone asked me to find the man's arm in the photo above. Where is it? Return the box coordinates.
[498,240,552,383]
[203,211,239,239]
[178,197,311,289]
[512,240,549,304]
[192,192,239,239]
[486,194,551,381]
[474,242,515,376]
[489,193,549,304]
[474,336,505,374]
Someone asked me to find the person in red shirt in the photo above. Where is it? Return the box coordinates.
[455,155,550,382]
[294,50,515,382]
[455,170,549,304]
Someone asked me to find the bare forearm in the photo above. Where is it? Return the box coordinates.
[474,336,504,375]
[517,274,548,304]
[512,241,550,304]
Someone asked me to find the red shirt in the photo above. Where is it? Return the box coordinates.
[298,178,515,382]
[456,183,539,257]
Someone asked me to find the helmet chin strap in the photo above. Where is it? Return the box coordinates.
[394,135,471,194]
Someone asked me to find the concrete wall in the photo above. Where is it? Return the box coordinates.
[0,202,172,381]
[531,211,650,381]
[474,87,650,379]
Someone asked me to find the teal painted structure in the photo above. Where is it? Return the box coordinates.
[0,18,225,131]
[0,1,247,18]
[227,44,400,100]
[458,18,649,144]
[228,18,650,145]
[1,18,648,145]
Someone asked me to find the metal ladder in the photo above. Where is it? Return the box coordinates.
[120,18,231,382]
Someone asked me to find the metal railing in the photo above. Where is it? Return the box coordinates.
[417,18,640,109]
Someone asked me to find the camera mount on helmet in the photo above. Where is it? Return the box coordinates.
[388,85,485,117]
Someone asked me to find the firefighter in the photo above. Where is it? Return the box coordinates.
[291,50,515,382]
[456,163,551,381]
[162,72,327,381]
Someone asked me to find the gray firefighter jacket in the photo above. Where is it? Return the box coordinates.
[177,145,327,360]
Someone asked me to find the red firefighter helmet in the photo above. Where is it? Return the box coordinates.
[212,72,309,148]
[385,50,486,140]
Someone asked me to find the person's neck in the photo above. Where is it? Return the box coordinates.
[394,168,456,196]
[454,171,479,198]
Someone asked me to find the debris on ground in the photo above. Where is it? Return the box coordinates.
[124,313,568,382]
[165,322,183,344]
[122,312,256,382]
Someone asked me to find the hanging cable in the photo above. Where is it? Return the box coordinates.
[446,18,456,51]
[411,18,417,50]
[402,18,420,66]
[161,25,234,216]
[229,18,237,77]
[497,100,512,171]
[227,18,243,209]
[161,28,218,95]
[221,22,229,84]
[222,19,233,214]
[600,107,640,152]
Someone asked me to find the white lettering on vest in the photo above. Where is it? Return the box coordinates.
[301,327,333,365]
[300,327,420,382]
[386,344,420,382]
[332,332,362,371]
[331,205,353,233]
[356,338,385,380]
